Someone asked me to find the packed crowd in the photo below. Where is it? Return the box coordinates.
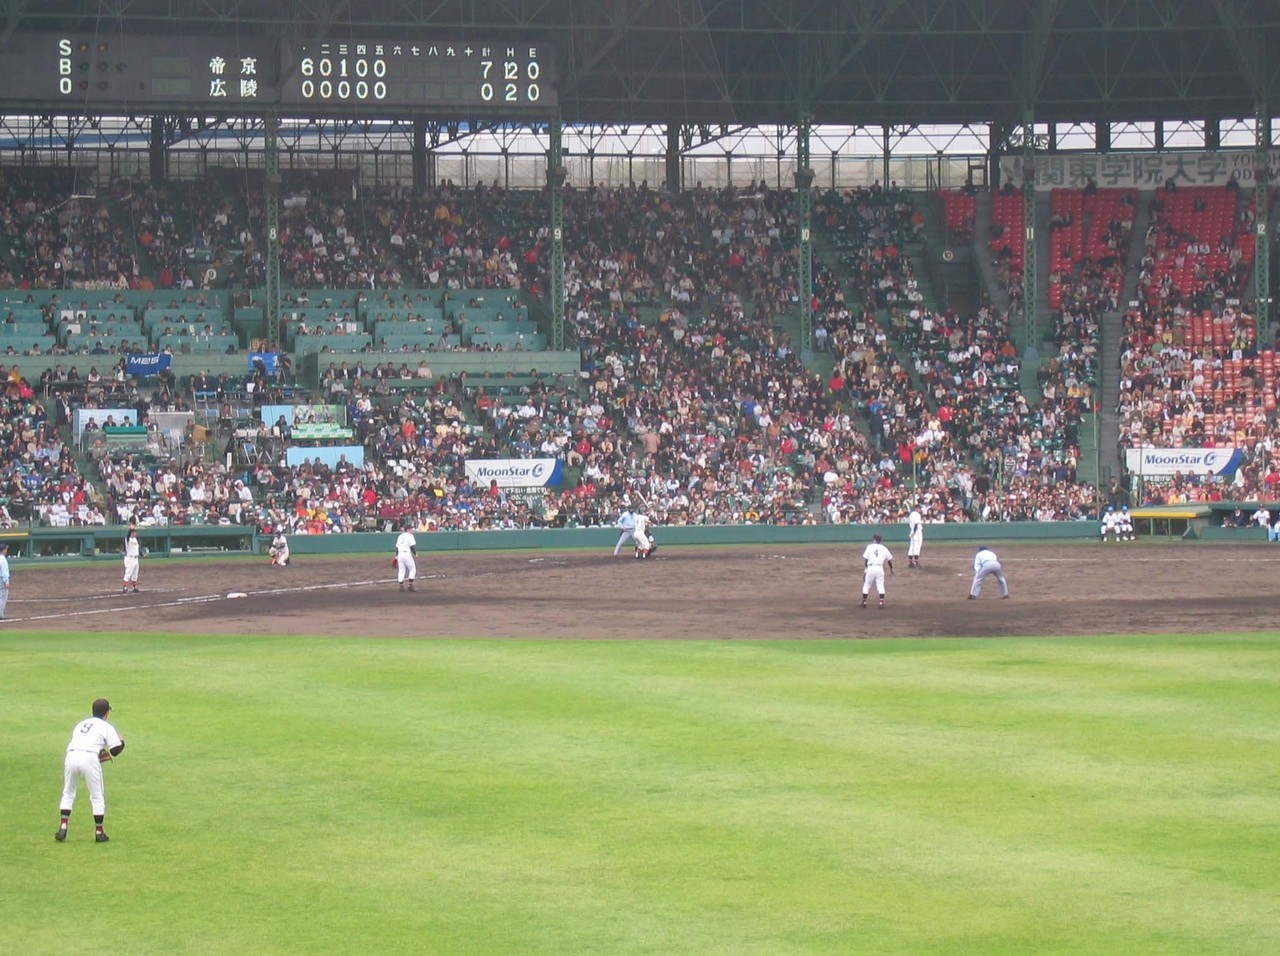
[0,364,99,528]
[18,173,1241,533]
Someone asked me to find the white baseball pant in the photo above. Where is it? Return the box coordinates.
[61,750,107,815]
[397,554,417,583]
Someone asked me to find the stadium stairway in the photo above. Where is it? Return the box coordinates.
[106,192,153,283]
[1032,191,1053,351]
[971,192,1012,314]
[1092,191,1152,486]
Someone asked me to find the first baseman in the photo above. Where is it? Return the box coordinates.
[395,524,417,591]
[269,527,291,566]
[122,526,140,593]
[56,698,125,843]
[861,533,894,608]
[906,506,924,568]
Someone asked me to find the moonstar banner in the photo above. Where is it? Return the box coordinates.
[466,458,564,489]
[1124,447,1243,477]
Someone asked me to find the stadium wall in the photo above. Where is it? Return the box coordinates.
[272,521,1104,556]
[9,511,1264,561]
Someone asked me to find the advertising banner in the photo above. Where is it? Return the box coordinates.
[125,353,171,376]
[1000,149,1280,192]
[465,458,564,489]
[1124,447,1243,477]
[249,352,280,375]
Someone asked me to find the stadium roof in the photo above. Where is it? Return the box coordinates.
[8,0,1280,127]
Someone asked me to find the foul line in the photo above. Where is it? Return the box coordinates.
[0,576,432,625]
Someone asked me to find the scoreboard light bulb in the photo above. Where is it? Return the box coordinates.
[78,42,90,52]
[98,42,108,51]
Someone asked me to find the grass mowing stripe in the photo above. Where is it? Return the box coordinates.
[3,633,1279,954]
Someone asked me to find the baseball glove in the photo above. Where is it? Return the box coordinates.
[98,749,112,763]
[390,557,399,568]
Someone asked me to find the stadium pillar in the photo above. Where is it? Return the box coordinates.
[412,119,428,193]
[665,125,681,192]
[795,116,814,353]
[1256,105,1270,333]
[264,113,281,350]
[1022,112,1038,362]
[548,118,566,351]
[148,118,167,182]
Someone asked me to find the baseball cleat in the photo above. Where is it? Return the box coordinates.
[968,595,977,600]
[95,832,109,843]
[54,829,67,842]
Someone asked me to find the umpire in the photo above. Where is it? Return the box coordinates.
[969,545,1010,599]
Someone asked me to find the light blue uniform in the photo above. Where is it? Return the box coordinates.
[613,511,637,556]
[970,547,1009,599]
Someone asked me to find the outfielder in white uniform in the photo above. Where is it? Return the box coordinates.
[122,526,140,593]
[861,534,894,608]
[56,698,124,843]
[395,527,417,591]
[613,510,638,557]
[269,529,291,566]
[970,546,1010,599]
[906,507,924,568]
[632,513,655,558]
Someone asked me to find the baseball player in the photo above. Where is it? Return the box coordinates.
[0,541,10,620]
[906,505,924,568]
[121,526,140,593]
[860,533,894,608]
[56,698,125,843]
[394,524,417,591]
[632,512,654,558]
[969,545,1010,599]
[1100,506,1118,543]
[269,527,291,566]
[1118,504,1135,542]
[612,509,638,557]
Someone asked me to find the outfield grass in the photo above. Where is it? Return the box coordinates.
[3,632,1278,955]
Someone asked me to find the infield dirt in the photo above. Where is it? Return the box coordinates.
[3,541,1271,639]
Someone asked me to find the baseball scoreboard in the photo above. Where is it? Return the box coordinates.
[0,33,556,113]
